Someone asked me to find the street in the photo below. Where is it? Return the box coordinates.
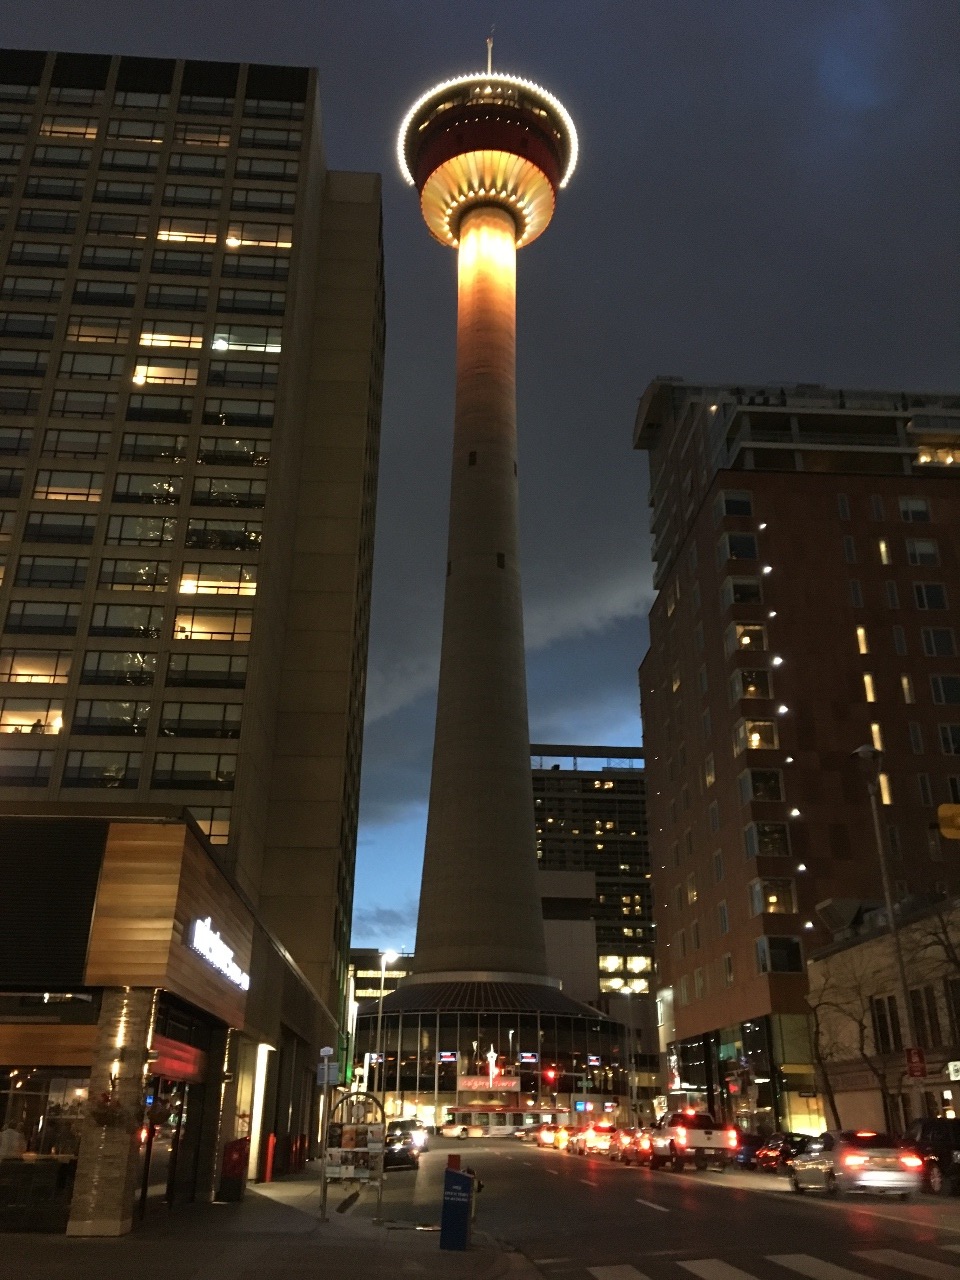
[396,1136,960,1279]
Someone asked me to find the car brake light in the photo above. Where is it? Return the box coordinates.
[683,1108,696,1116]
[855,1130,877,1138]
[640,1135,651,1150]
[900,1153,922,1170]
[726,1129,739,1149]
[843,1154,867,1168]
[675,1126,687,1147]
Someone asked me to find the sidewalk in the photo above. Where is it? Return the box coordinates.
[0,1164,539,1280]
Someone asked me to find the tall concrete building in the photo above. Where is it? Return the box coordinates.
[637,377,960,1133]
[0,47,383,1229]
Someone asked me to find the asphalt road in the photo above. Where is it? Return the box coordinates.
[380,1137,960,1280]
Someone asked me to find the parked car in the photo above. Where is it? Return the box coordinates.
[649,1111,738,1172]
[903,1116,960,1195]
[732,1132,766,1170]
[756,1131,807,1173]
[387,1119,429,1151]
[790,1129,922,1199]
[383,1132,420,1170]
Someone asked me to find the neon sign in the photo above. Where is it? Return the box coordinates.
[189,917,250,991]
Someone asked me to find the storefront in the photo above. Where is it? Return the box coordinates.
[0,809,336,1234]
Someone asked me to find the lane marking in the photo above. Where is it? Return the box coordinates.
[545,1168,559,1175]
[855,1252,960,1280]
[588,1267,650,1280]
[681,1262,759,1280]
[769,1254,873,1280]
[580,1178,597,1186]
[635,1197,669,1213]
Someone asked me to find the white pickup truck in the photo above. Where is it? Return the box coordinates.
[649,1110,738,1172]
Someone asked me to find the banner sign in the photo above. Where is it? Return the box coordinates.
[457,1075,521,1091]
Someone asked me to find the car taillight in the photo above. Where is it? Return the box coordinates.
[726,1129,739,1149]
[900,1153,923,1170]
[843,1154,867,1168]
[640,1136,651,1150]
[675,1126,687,1147]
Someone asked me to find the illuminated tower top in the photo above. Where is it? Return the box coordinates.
[397,70,578,249]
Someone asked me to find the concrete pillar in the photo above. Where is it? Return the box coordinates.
[67,986,154,1237]
[414,204,548,979]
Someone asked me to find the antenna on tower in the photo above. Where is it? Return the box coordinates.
[486,28,494,75]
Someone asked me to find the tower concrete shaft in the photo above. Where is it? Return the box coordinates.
[413,205,547,979]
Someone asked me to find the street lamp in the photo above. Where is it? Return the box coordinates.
[373,949,398,1114]
[852,745,922,1125]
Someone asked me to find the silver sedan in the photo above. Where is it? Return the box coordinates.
[790,1129,922,1199]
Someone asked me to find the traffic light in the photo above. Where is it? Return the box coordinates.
[938,804,960,839]
[543,1068,557,1082]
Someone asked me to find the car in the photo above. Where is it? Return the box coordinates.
[756,1131,807,1173]
[649,1111,738,1172]
[732,1131,766,1170]
[386,1118,429,1151]
[570,1121,615,1155]
[903,1117,960,1195]
[441,1122,484,1139]
[383,1132,420,1170]
[622,1124,658,1167]
[790,1129,922,1199]
[609,1127,638,1161]
[535,1123,560,1148]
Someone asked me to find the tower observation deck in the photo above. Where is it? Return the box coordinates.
[398,71,577,985]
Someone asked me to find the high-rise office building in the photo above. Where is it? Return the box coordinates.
[0,47,383,1231]
[637,378,960,1133]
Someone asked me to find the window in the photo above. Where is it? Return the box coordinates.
[907,537,939,566]
[156,216,219,244]
[731,669,771,700]
[79,246,143,272]
[863,673,876,702]
[923,628,956,657]
[900,496,930,522]
[80,651,156,686]
[734,718,778,752]
[0,511,13,542]
[749,878,795,915]
[144,284,208,310]
[238,126,301,149]
[870,994,903,1053]
[165,651,246,688]
[33,471,103,501]
[173,607,252,641]
[837,493,851,520]
[870,722,884,751]
[0,749,54,785]
[17,208,77,232]
[738,768,783,803]
[131,357,200,386]
[713,849,724,883]
[892,624,907,655]
[885,581,900,609]
[8,242,71,267]
[152,751,236,789]
[23,176,84,199]
[843,536,857,564]
[717,901,729,935]
[678,975,689,1006]
[16,552,87,586]
[939,727,960,756]
[113,91,169,109]
[703,753,715,787]
[0,697,64,734]
[210,324,282,353]
[722,577,762,607]
[196,435,270,466]
[718,532,758,563]
[694,967,704,999]
[58,352,125,380]
[105,515,177,547]
[185,518,262,551]
[39,115,98,140]
[173,122,231,147]
[178,94,233,115]
[93,180,153,204]
[65,315,131,345]
[189,805,231,844]
[89,604,163,638]
[162,183,222,207]
[877,538,891,565]
[86,212,149,238]
[216,288,285,315]
[901,674,915,704]
[33,145,93,169]
[0,348,47,376]
[1,277,63,303]
[927,828,944,862]
[243,97,304,120]
[849,579,863,608]
[221,253,289,280]
[151,249,214,276]
[98,558,170,591]
[869,494,885,520]
[0,112,30,134]
[918,773,933,805]
[72,279,136,307]
[686,873,698,906]
[0,313,57,339]
[856,626,869,654]
[723,953,734,987]
[915,583,947,610]
[72,699,150,735]
[191,477,266,508]
[744,821,790,858]
[139,320,204,349]
[716,490,753,518]
[62,750,141,788]
[0,649,71,684]
[119,433,187,463]
[23,513,96,545]
[99,149,158,173]
[5,600,80,634]
[207,361,277,390]
[112,474,181,504]
[231,187,295,214]
[159,701,241,738]
[0,469,23,497]
[50,390,118,419]
[167,153,225,177]
[910,986,943,1051]
[932,676,960,705]
[909,722,924,753]
[106,118,165,143]
[755,936,803,974]
[235,156,298,180]
[179,562,256,596]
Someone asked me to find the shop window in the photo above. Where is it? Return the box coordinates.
[152,751,236,789]
[755,936,803,974]
[0,697,64,734]
[62,749,141,787]
[98,558,170,591]
[89,604,163,638]
[80,651,156,686]
[5,600,79,634]
[173,607,252,642]
[0,649,71,684]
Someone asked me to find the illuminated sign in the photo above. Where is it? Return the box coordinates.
[457,1076,521,1092]
[189,917,250,991]
[438,1051,458,1063]
[587,1055,601,1067]
[519,1052,539,1064]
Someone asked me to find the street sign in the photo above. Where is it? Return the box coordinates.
[519,1051,539,1064]
[948,1060,960,1082]
[317,1062,340,1086]
[587,1055,601,1066]
[905,1047,927,1079]
[438,1051,457,1063]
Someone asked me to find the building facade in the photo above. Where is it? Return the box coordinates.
[0,46,384,1229]
[637,378,960,1134]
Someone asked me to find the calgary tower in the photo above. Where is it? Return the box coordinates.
[398,53,578,984]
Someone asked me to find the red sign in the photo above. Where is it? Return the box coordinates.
[905,1047,927,1079]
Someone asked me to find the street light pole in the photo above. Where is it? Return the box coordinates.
[373,949,398,1115]
[853,746,923,1127]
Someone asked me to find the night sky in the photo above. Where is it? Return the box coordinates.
[2,2,957,952]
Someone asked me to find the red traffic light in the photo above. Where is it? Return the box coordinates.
[544,1068,557,1081]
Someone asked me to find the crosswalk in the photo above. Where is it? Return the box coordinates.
[573,1250,960,1280]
